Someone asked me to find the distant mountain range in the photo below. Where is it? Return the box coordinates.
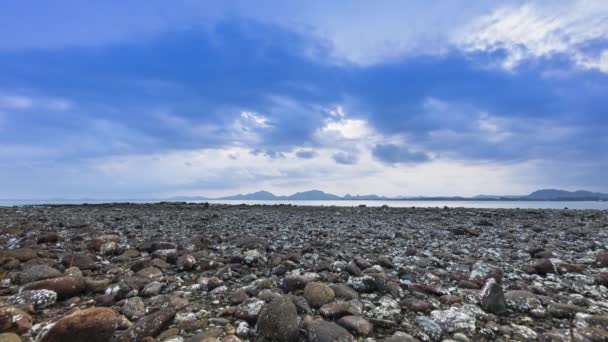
[168,189,608,202]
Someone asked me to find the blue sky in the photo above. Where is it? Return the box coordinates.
[1,0,607,198]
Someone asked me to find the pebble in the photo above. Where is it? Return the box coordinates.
[0,204,607,341]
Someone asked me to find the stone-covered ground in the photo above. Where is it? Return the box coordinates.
[1,203,608,341]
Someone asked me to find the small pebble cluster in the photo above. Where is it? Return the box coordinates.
[0,203,607,341]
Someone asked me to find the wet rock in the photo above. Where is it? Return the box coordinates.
[3,248,37,262]
[405,247,418,256]
[234,298,265,322]
[305,319,355,342]
[21,275,86,299]
[415,316,443,341]
[377,256,394,268]
[529,258,556,275]
[504,290,543,313]
[95,294,115,306]
[61,254,95,270]
[347,275,376,293]
[479,278,506,315]
[100,241,118,256]
[115,300,186,342]
[152,249,178,263]
[430,307,476,334]
[85,277,111,293]
[256,296,299,342]
[178,255,197,271]
[403,298,431,313]
[470,261,503,285]
[337,316,373,336]
[40,307,118,342]
[384,331,419,342]
[229,289,249,305]
[89,234,120,251]
[596,252,608,267]
[149,241,178,252]
[0,333,21,342]
[548,303,587,319]
[510,324,538,341]
[595,272,608,286]
[282,275,310,292]
[136,266,163,279]
[574,313,608,330]
[330,284,358,300]
[372,296,401,321]
[319,300,362,319]
[141,281,164,296]
[2,201,607,342]
[17,265,62,285]
[0,307,32,334]
[235,321,249,338]
[9,289,57,309]
[37,232,59,244]
[303,282,335,308]
[121,297,146,321]
[198,276,223,291]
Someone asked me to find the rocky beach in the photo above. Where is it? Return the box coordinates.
[1,203,608,342]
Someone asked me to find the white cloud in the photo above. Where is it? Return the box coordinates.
[156,110,272,145]
[0,94,33,109]
[231,111,272,143]
[457,0,608,72]
[0,92,73,111]
[315,106,377,141]
[320,117,371,140]
[84,143,547,198]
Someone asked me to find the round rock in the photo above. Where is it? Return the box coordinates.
[304,282,335,308]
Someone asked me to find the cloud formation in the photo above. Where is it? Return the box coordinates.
[0,1,607,198]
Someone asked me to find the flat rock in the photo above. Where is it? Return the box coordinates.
[430,307,476,334]
[16,265,61,284]
[337,316,373,336]
[21,276,86,299]
[9,289,57,309]
[305,319,356,342]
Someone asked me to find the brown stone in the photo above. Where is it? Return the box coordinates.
[337,316,373,336]
[114,304,184,342]
[304,282,335,308]
[61,254,96,270]
[88,234,120,251]
[0,307,32,334]
[21,276,86,299]
[0,333,22,342]
[40,307,118,342]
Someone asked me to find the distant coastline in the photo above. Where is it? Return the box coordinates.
[4,188,607,204]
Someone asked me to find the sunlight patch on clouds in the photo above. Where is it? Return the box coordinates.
[457,0,608,72]
[316,106,376,141]
[231,111,272,143]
